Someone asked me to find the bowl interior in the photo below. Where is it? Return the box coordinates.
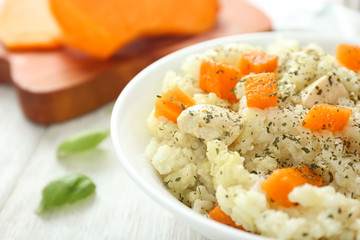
[111,32,357,240]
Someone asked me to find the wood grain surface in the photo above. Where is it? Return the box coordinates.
[0,0,271,124]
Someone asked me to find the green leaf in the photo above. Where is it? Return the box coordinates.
[57,128,110,158]
[35,173,96,214]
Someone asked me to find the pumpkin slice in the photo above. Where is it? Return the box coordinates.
[199,59,242,103]
[0,0,61,50]
[336,43,360,72]
[237,50,278,75]
[154,87,195,123]
[261,166,324,207]
[49,0,219,58]
[209,205,244,230]
[302,103,352,132]
[244,72,278,109]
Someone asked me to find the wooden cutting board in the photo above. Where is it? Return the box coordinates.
[0,0,271,124]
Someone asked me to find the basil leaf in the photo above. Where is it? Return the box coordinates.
[57,128,110,158]
[35,173,96,214]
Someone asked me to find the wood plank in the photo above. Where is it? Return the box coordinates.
[0,86,45,209]
[0,45,11,83]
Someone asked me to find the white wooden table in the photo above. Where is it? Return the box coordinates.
[0,85,207,239]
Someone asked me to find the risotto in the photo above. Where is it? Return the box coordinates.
[145,39,360,240]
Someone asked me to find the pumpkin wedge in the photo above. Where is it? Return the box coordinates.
[49,0,219,58]
[0,0,61,50]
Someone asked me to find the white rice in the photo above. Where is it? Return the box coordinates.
[145,39,360,239]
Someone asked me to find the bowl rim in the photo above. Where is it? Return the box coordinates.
[110,31,358,240]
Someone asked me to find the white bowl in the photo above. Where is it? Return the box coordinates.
[111,32,357,240]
